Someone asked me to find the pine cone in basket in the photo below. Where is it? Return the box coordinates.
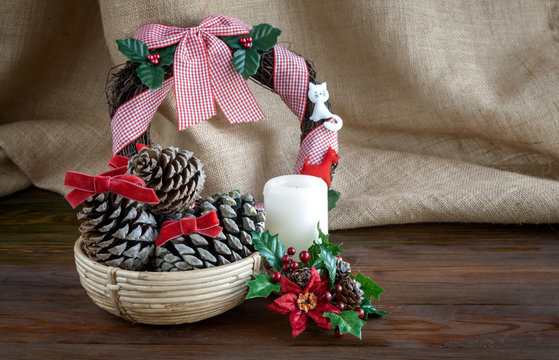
[78,192,158,271]
[154,191,265,271]
[335,258,364,310]
[127,145,206,215]
[286,267,312,289]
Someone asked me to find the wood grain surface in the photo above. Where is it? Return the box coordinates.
[1,188,558,359]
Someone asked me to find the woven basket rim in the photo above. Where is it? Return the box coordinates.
[74,237,261,278]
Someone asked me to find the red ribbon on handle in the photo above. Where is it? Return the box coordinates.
[156,211,223,247]
[64,170,159,208]
[111,14,266,155]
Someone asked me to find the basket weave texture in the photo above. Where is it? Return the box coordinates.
[74,238,262,325]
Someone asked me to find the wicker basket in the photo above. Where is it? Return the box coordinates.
[74,238,262,325]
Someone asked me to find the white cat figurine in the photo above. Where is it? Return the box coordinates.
[308,82,343,132]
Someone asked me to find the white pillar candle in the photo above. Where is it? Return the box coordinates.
[263,175,328,253]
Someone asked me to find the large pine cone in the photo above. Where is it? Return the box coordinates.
[186,190,265,252]
[154,191,265,272]
[78,193,158,271]
[286,267,312,289]
[127,145,206,215]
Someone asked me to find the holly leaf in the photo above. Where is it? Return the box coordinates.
[318,225,343,256]
[328,189,341,212]
[232,48,260,79]
[136,63,165,90]
[308,223,342,271]
[318,245,337,286]
[116,38,149,63]
[155,44,177,66]
[250,24,282,52]
[360,298,389,319]
[323,310,366,339]
[246,273,280,299]
[351,272,384,301]
[251,231,286,272]
[220,35,244,50]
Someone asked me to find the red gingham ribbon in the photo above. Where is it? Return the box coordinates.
[111,14,266,155]
[156,211,223,247]
[273,45,308,122]
[294,118,339,174]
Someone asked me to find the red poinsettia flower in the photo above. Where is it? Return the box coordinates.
[267,267,341,337]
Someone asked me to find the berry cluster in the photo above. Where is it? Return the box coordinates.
[147,53,160,65]
[239,36,253,48]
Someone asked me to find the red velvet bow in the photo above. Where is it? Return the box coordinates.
[156,211,223,247]
[64,170,159,208]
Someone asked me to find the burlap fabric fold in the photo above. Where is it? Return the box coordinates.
[2,0,559,229]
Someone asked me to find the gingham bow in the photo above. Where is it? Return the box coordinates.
[156,211,223,247]
[64,170,159,208]
[111,14,266,154]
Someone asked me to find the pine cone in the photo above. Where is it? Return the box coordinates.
[78,192,158,271]
[337,277,365,310]
[154,191,264,271]
[286,267,312,289]
[335,257,352,281]
[127,145,206,215]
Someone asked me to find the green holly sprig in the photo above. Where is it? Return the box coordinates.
[116,38,177,90]
[221,24,282,79]
[246,225,387,339]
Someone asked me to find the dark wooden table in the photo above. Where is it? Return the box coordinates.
[1,188,558,359]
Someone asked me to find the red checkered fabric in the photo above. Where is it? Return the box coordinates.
[273,45,308,122]
[294,118,339,173]
[111,78,174,154]
[111,14,266,155]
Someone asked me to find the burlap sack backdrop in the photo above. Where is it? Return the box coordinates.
[1,0,559,229]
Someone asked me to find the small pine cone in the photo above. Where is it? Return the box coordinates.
[337,277,365,310]
[127,145,206,215]
[78,193,158,271]
[286,267,312,289]
[335,257,352,280]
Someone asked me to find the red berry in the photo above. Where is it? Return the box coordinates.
[334,327,344,338]
[355,307,365,319]
[287,247,296,256]
[271,271,282,283]
[299,251,310,263]
[247,36,252,42]
[290,262,300,270]
[336,302,345,311]
[154,53,160,59]
[282,255,292,263]
[334,284,343,294]
[264,261,272,270]
[281,263,290,272]
[239,37,246,43]
[322,291,332,303]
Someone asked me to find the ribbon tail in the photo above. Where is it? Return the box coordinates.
[196,210,223,237]
[207,35,265,124]
[156,221,183,247]
[111,77,174,155]
[65,189,93,209]
[174,34,216,129]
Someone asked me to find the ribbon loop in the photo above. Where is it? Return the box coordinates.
[156,210,223,247]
